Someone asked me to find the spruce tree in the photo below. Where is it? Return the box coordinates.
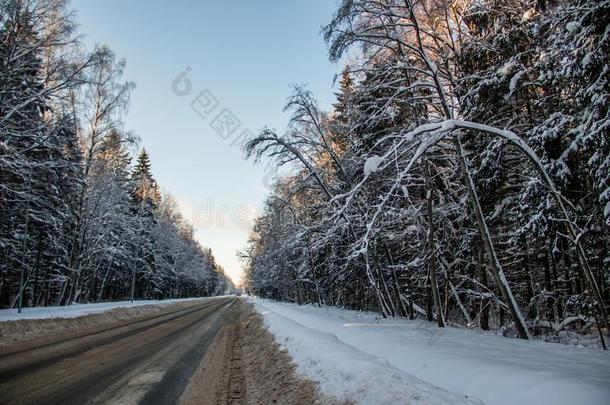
[132,148,161,207]
[0,2,80,308]
[129,148,159,299]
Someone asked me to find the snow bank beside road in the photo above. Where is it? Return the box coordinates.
[0,297,213,322]
[252,298,610,405]
[253,299,480,405]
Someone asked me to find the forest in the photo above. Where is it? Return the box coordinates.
[0,0,232,309]
[242,0,610,348]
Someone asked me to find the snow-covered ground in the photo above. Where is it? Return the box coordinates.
[251,298,610,405]
[0,297,213,322]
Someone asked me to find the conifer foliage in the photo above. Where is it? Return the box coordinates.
[0,0,232,309]
[132,148,161,206]
[244,0,610,347]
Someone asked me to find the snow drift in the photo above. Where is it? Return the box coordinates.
[252,298,610,405]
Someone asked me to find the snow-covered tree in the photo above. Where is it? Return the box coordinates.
[0,0,232,308]
[243,0,609,348]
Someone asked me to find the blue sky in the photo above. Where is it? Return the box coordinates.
[72,0,342,285]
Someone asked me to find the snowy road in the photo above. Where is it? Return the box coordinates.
[0,297,238,405]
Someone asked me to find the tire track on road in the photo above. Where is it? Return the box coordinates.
[0,297,236,405]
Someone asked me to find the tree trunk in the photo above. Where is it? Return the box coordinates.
[426,161,444,327]
[452,136,530,339]
[478,248,490,330]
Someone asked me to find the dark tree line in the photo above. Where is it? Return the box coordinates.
[243,0,609,348]
[0,0,232,309]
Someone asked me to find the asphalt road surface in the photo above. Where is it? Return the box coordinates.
[0,297,238,405]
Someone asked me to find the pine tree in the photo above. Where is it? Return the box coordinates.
[244,0,610,347]
[333,68,354,125]
[0,0,81,308]
[132,148,161,207]
[128,148,159,300]
[0,1,232,307]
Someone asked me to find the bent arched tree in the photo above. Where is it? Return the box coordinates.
[349,119,608,346]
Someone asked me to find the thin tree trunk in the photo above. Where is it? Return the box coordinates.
[426,161,444,327]
[32,234,42,307]
[439,256,472,325]
[478,248,490,330]
[452,136,529,338]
